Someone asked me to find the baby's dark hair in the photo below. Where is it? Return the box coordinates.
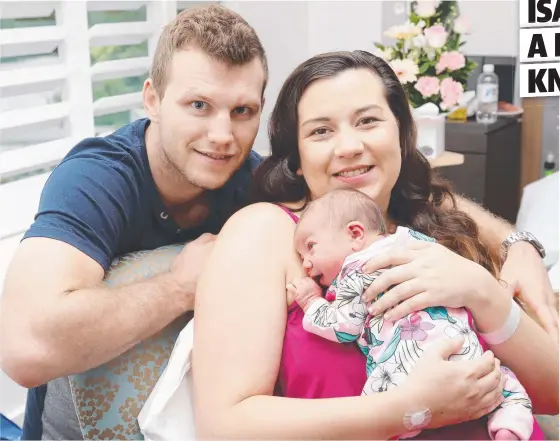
[298,189,387,234]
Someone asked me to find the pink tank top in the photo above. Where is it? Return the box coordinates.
[275,205,544,440]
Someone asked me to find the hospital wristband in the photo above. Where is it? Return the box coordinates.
[477,298,521,345]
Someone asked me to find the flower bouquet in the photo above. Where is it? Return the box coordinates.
[374,1,477,158]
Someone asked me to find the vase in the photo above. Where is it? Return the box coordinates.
[413,111,446,159]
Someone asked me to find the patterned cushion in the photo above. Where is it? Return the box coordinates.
[68,244,192,440]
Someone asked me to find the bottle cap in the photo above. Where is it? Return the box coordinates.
[482,64,495,73]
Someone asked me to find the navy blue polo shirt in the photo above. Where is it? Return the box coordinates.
[20,118,262,439]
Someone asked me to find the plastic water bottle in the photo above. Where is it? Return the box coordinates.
[476,64,499,124]
[544,153,556,176]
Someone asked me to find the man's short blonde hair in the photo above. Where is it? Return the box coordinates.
[150,4,268,97]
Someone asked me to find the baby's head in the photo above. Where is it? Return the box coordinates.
[294,189,387,287]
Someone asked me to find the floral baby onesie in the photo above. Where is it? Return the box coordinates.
[302,227,533,440]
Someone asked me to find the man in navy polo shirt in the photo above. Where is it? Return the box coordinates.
[0,5,267,440]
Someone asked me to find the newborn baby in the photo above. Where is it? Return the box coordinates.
[287,188,533,441]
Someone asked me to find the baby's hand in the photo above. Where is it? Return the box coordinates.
[287,277,322,312]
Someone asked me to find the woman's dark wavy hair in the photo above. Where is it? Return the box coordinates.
[253,50,500,276]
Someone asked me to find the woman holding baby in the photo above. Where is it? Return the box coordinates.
[192,51,558,440]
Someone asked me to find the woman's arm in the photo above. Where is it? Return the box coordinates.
[192,203,503,439]
[453,196,512,250]
[193,203,407,439]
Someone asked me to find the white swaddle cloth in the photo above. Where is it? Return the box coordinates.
[138,319,196,441]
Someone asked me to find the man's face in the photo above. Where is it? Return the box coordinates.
[152,47,265,192]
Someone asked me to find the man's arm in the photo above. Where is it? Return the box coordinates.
[0,142,213,387]
[0,234,212,388]
[453,195,559,340]
[454,195,513,251]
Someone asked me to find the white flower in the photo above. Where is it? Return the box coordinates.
[374,47,393,61]
[349,302,368,327]
[368,361,407,393]
[415,0,439,18]
[338,271,366,299]
[384,21,422,40]
[444,319,483,360]
[417,19,427,29]
[412,35,427,48]
[425,47,437,60]
[454,15,471,34]
[389,59,419,84]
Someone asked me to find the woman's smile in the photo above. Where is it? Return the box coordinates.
[333,165,375,184]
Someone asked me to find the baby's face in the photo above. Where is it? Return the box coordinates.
[294,216,356,287]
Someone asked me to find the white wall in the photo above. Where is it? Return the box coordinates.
[459,0,518,57]
[308,1,383,55]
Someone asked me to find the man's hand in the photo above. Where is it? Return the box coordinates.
[287,277,322,312]
[170,233,217,310]
[500,242,559,343]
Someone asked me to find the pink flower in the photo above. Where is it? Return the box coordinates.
[399,313,435,341]
[424,24,448,49]
[454,16,471,34]
[414,76,440,97]
[389,59,419,84]
[440,77,464,110]
[436,51,466,74]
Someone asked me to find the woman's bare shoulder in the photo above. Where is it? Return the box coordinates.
[220,202,297,235]
[216,203,305,305]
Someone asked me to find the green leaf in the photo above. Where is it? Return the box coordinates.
[377,327,402,364]
[364,327,384,347]
[418,63,431,75]
[502,390,515,399]
[374,42,386,51]
[366,355,376,376]
[358,344,370,356]
[424,306,457,324]
[335,331,360,343]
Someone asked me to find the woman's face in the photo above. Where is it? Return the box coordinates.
[297,68,402,213]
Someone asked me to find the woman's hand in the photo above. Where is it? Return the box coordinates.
[361,240,498,321]
[500,242,559,343]
[403,337,505,429]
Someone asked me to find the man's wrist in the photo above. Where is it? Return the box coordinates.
[501,231,546,262]
[160,272,195,312]
[508,240,543,258]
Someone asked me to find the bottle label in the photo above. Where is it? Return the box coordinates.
[477,84,498,103]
